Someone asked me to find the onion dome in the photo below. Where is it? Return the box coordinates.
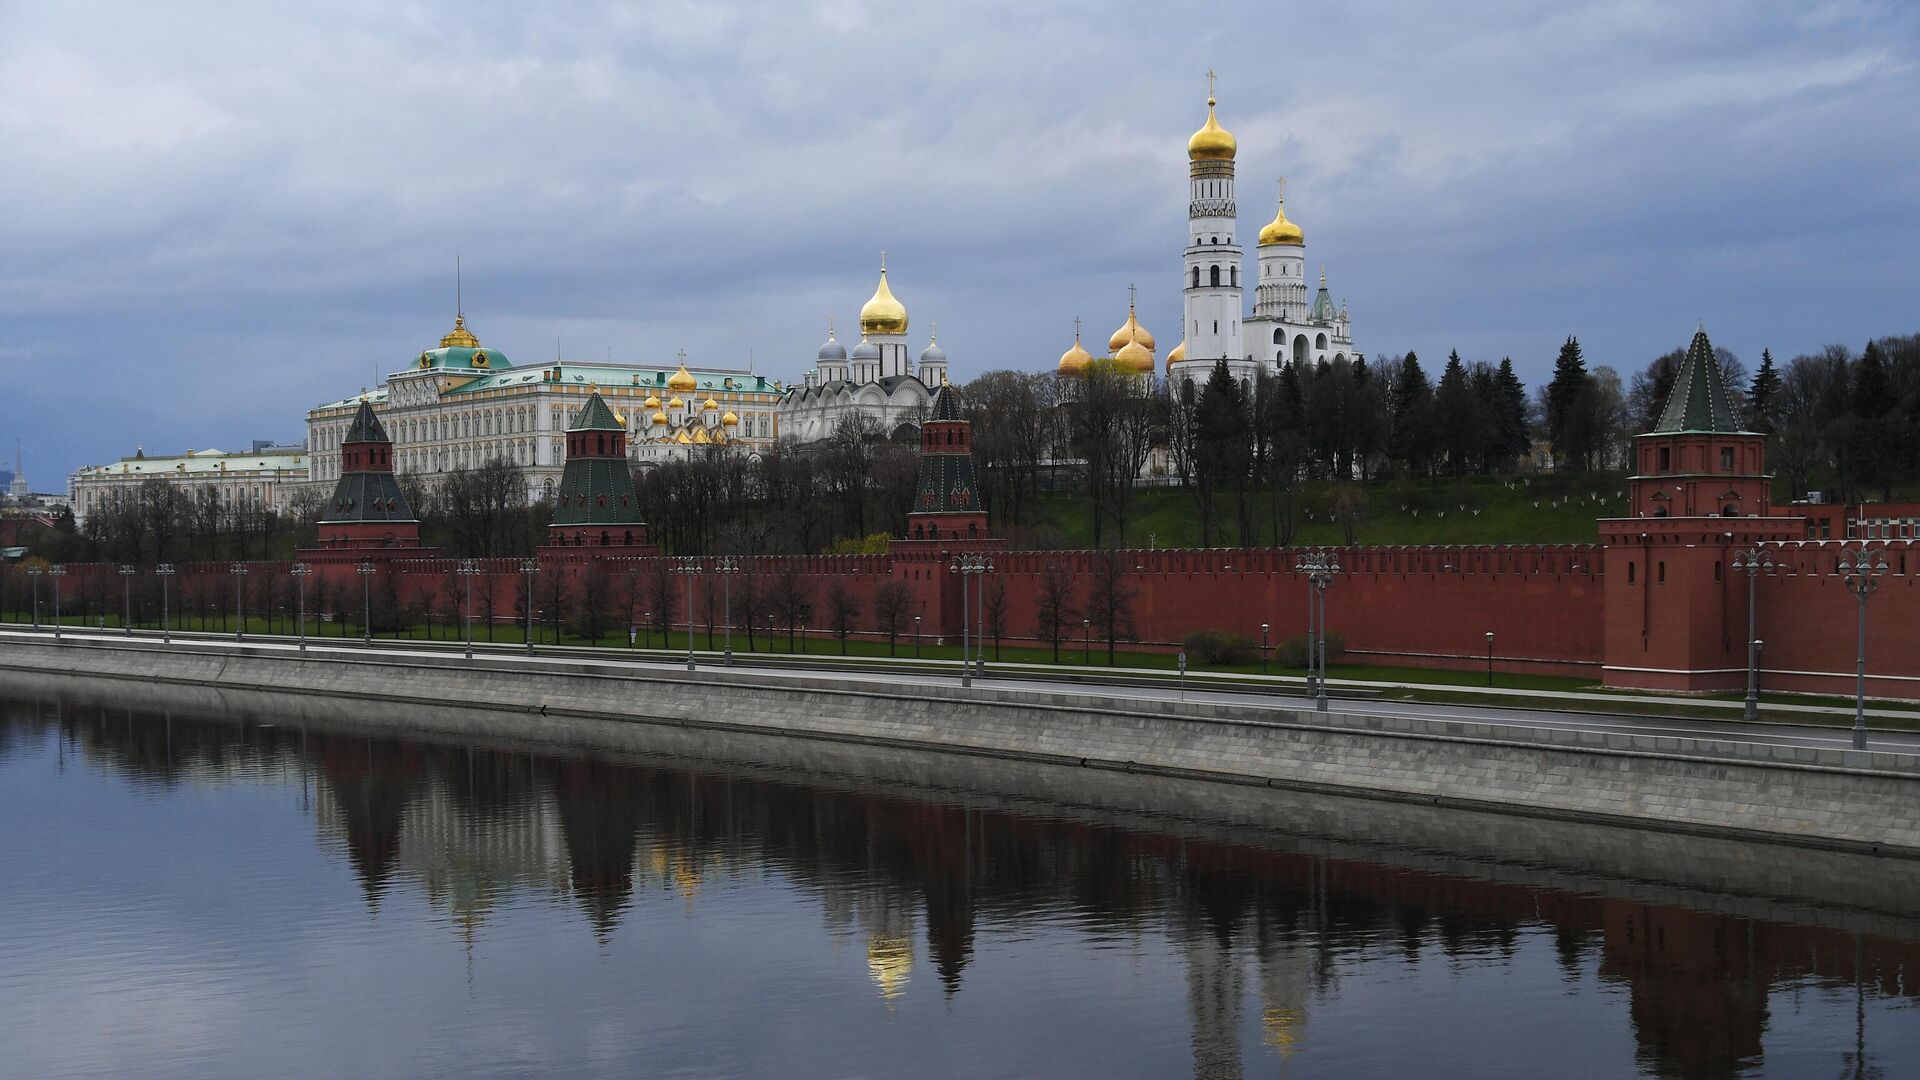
[668,363,698,392]
[851,337,881,362]
[1259,188,1304,247]
[721,410,739,427]
[667,396,685,410]
[918,332,946,368]
[439,312,480,349]
[1116,339,1153,374]
[1058,322,1093,376]
[818,326,847,362]
[1188,95,1236,161]
[644,393,662,409]
[702,396,719,411]
[650,409,669,426]
[1108,303,1155,354]
[1167,339,1187,368]
[859,266,908,336]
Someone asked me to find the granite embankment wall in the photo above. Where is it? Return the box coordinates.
[4,635,1917,854]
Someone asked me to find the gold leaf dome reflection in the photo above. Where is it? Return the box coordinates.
[644,393,662,409]
[702,396,719,411]
[867,932,913,1002]
[859,267,909,336]
[1187,96,1237,161]
[650,409,669,426]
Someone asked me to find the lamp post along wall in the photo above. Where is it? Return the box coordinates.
[156,564,175,644]
[27,567,41,630]
[358,561,376,645]
[1732,548,1776,723]
[119,565,136,636]
[717,557,739,666]
[1295,552,1339,711]
[1838,549,1888,751]
[676,558,702,670]
[230,562,248,640]
[50,565,65,638]
[290,563,310,651]
[947,554,992,687]
[520,560,538,653]
[457,559,482,659]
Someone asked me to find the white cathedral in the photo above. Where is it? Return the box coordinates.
[778,259,948,444]
[1063,84,1360,395]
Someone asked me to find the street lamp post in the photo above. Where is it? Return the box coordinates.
[119,565,136,636]
[675,557,701,670]
[1485,631,1495,687]
[289,563,310,651]
[457,559,481,659]
[1838,549,1889,751]
[914,614,922,658]
[976,561,990,677]
[156,564,175,644]
[49,565,65,639]
[1731,547,1776,722]
[1082,618,1090,665]
[230,562,248,641]
[357,561,376,645]
[716,556,739,666]
[1261,623,1270,675]
[520,559,538,654]
[26,566,42,630]
[1295,552,1340,712]
[948,554,992,687]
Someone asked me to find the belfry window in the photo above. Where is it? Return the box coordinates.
[1210,265,1221,287]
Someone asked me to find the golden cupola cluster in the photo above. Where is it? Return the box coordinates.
[859,266,909,336]
[1109,299,1156,374]
[1187,95,1237,162]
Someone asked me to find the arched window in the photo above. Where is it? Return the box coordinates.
[1230,266,1238,287]
[1192,266,1200,288]
[1210,265,1221,287]
[1273,328,1285,345]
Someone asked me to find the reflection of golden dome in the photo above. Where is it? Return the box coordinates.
[439,313,480,349]
[1116,339,1153,373]
[1188,96,1236,161]
[667,396,685,410]
[1263,1006,1303,1053]
[644,393,662,409]
[668,364,698,392]
[674,859,702,901]
[650,409,668,426]
[721,410,739,426]
[702,396,719,411]
[859,267,909,336]
[693,427,711,444]
[1058,335,1093,376]
[1259,192,1305,247]
[1167,339,1187,367]
[866,933,913,1002]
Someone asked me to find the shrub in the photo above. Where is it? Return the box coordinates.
[1183,628,1258,666]
[1275,632,1345,668]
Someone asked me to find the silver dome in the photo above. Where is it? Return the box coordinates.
[818,335,847,362]
[850,339,881,360]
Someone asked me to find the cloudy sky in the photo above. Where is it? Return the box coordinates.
[3,0,1916,485]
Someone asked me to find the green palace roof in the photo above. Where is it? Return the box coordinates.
[440,363,781,396]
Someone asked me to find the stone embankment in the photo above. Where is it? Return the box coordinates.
[4,635,1917,855]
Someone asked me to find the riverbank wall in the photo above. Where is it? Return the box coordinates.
[4,634,1918,855]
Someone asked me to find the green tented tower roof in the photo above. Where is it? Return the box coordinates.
[1652,328,1748,434]
[568,391,625,432]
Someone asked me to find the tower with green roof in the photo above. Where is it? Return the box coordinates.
[905,383,988,542]
[314,398,422,549]
[547,389,650,549]
[1625,326,1771,519]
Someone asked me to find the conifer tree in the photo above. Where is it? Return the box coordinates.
[1748,348,1781,435]
[1387,351,1436,477]
[1434,349,1477,475]
[1493,357,1531,467]
[1546,336,1592,469]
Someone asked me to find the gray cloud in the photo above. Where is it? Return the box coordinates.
[3,0,1916,483]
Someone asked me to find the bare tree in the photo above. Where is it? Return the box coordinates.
[984,577,1009,660]
[825,579,861,655]
[872,581,913,656]
[1034,562,1078,664]
[1082,549,1137,664]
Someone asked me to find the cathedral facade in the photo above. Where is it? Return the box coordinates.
[778,261,947,445]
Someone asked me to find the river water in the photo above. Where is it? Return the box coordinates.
[0,682,1915,1079]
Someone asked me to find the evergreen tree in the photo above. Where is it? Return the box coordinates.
[1433,350,1480,475]
[1749,348,1781,435]
[1191,359,1251,546]
[1546,336,1592,469]
[1387,351,1436,477]
[1852,341,1900,499]
[1492,358,1531,468]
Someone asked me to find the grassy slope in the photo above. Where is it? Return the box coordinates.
[1020,473,1628,549]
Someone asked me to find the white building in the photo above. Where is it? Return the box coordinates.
[1164,85,1359,399]
[778,262,945,444]
[69,445,310,524]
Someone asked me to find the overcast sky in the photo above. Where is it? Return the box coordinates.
[3,0,1917,485]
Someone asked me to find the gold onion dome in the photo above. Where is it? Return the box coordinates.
[1109,307,1155,354]
[644,393,662,409]
[702,396,719,411]
[650,409,669,426]
[721,410,739,426]
[439,313,480,349]
[667,396,685,410]
[668,364,698,392]
[1058,335,1092,376]
[859,267,909,336]
[1188,96,1236,161]
[1167,339,1187,367]
[1116,339,1154,374]
[1260,194,1304,247]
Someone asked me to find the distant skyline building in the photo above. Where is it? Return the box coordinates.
[68,443,309,524]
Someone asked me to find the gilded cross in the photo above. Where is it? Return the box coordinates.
[1277,176,1287,205]
[1206,70,1216,100]
[1073,316,1082,341]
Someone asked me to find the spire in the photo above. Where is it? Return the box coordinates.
[1651,325,1747,433]
[438,256,480,349]
[343,398,390,445]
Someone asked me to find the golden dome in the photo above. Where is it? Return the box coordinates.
[1167,339,1187,367]
[439,313,480,349]
[668,364,698,392]
[650,409,669,426]
[721,410,739,426]
[1108,304,1155,355]
[1059,336,1092,376]
[1188,96,1236,161]
[1259,188,1305,247]
[693,427,711,444]
[613,409,627,425]
[643,393,662,409]
[702,396,719,411]
[666,396,685,410]
[1116,339,1153,373]
[859,266,909,336]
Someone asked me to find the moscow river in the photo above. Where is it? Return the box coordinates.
[1,682,1916,1079]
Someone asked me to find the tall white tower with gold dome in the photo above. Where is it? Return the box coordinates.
[1177,74,1248,393]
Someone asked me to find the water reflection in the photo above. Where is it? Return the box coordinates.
[2,690,1915,1079]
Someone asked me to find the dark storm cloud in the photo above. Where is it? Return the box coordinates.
[2,0,1916,482]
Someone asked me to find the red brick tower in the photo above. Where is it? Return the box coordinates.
[1599,328,1798,691]
[905,383,989,543]
[313,398,423,550]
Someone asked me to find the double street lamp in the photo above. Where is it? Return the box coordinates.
[357,561,376,645]
[716,556,739,666]
[457,559,482,659]
[948,554,993,687]
[155,564,175,643]
[119,565,136,636]
[1731,547,1776,722]
[230,562,248,641]
[675,557,702,670]
[48,565,66,639]
[1838,549,1889,751]
[520,559,538,654]
[289,563,311,651]
[26,566,42,630]
[1295,551,1340,712]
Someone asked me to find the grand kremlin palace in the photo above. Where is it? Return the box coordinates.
[305,314,784,503]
